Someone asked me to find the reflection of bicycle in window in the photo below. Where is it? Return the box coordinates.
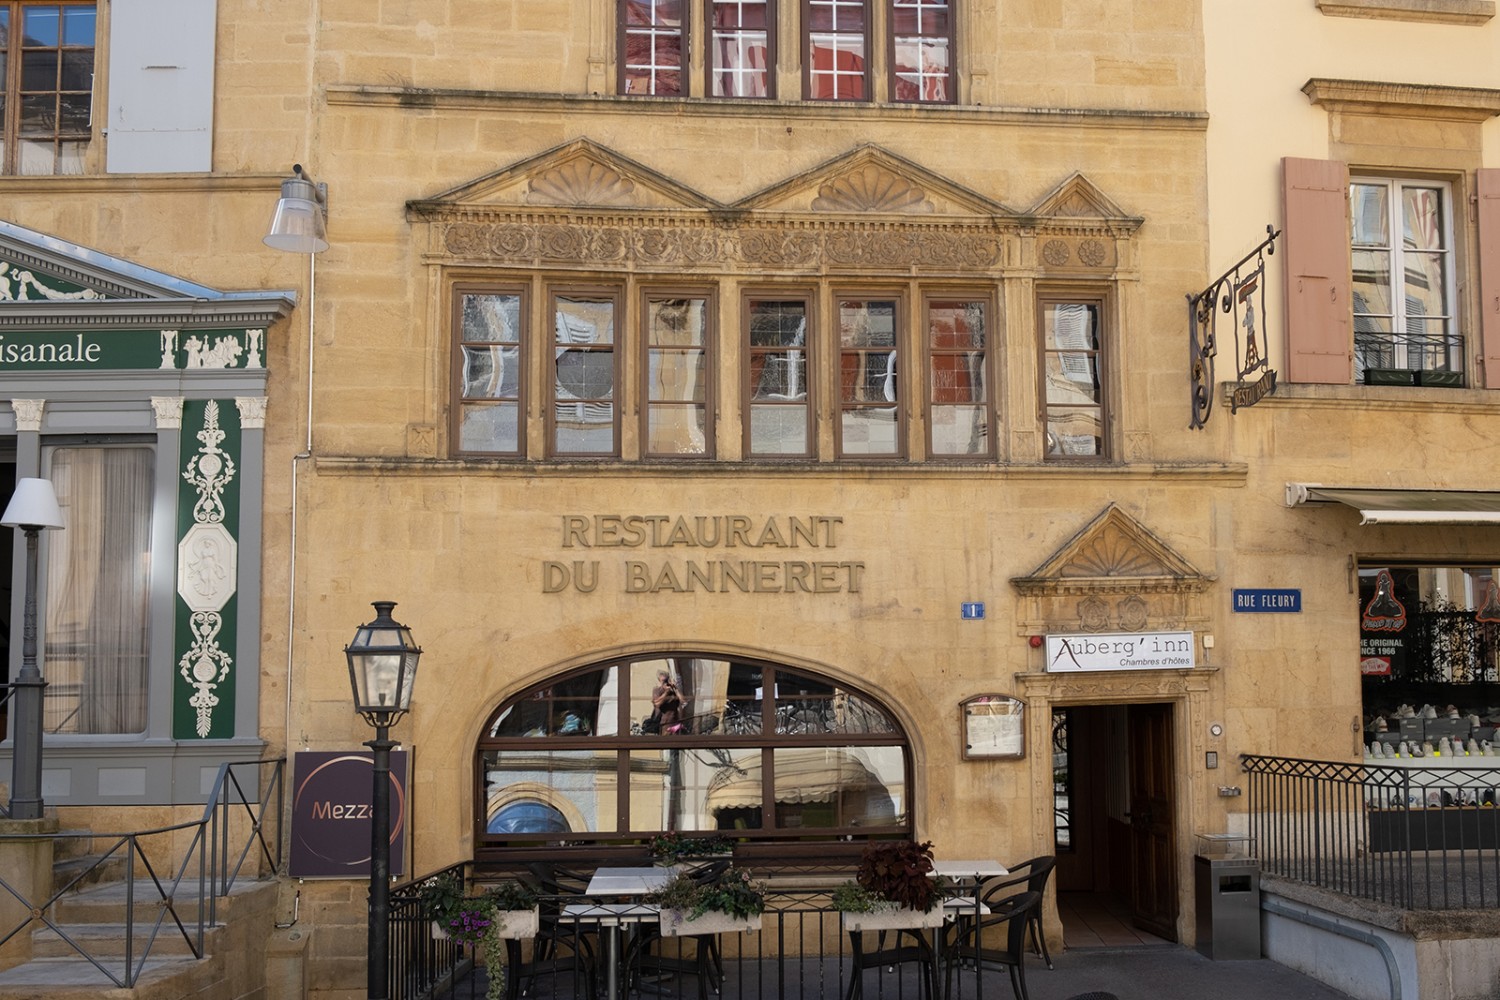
[720,702,763,735]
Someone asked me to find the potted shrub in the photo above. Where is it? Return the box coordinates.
[483,879,541,940]
[833,840,947,931]
[648,831,734,866]
[647,864,766,936]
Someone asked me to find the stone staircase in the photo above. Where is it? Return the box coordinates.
[0,827,283,999]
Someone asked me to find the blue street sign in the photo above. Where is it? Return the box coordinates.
[1233,588,1301,613]
[961,602,985,620]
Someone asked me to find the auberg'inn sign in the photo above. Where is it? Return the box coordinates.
[545,514,864,594]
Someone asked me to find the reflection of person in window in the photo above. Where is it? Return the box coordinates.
[651,670,682,732]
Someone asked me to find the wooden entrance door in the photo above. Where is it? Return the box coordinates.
[1127,703,1177,940]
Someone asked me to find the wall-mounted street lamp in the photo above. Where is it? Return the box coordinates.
[263,163,329,254]
[2,478,65,820]
[344,601,422,1000]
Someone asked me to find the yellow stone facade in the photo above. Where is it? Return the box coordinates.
[2,0,1499,994]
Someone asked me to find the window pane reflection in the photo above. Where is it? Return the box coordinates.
[482,749,619,833]
[632,747,764,831]
[772,746,905,829]
[488,666,619,737]
[775,675,897,734]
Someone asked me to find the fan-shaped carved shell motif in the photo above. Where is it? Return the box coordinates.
[528,159,636,207]
[811,166,933,213]
[1059,527,1172,578]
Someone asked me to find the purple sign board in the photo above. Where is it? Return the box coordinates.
[289,750,409,878]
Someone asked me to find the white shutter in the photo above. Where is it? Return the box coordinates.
[106,0,217,173]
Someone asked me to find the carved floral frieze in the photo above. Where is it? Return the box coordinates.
[440,220,1006,271]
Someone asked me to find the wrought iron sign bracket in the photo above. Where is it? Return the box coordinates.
[1188,224,1281,429]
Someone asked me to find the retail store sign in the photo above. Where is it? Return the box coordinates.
[1232,588,1301,613]
[1044,632,1195,672]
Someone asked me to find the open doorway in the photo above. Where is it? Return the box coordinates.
[1051,702,1178,946]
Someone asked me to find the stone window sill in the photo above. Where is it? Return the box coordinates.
[1316,0,1494,25]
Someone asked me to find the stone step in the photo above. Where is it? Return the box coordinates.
[0,954,221,999]
[49,879,211,924]
[31,920,215,959]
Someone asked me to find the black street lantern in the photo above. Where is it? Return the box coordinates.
[345,600,422,729]
[344,600,421,1000]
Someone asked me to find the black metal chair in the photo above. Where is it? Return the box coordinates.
[981,856,1056,969]
[509,863,599,1000]
[943,890,1042,1000]
[845,923,939,1000]
[631,859,733,1000]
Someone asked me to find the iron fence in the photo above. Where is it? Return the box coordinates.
[0,756,285,986]
[391,868,1029,1000]
[1242,753,1500,910]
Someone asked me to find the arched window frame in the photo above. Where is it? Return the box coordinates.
[474,652,914,862]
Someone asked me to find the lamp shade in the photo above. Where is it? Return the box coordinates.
[1,478,64,530]
[264,174,329,254]
[345,601,421,728]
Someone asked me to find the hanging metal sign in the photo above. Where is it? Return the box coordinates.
[1188,225,1280,428]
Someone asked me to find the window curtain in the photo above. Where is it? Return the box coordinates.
[43,446,154,734]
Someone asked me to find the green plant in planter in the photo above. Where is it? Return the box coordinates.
[419,873,538,1000]
[647,865,766,920]
[484,879,540,913]
[648,831,734,864]
[843,840,944,913]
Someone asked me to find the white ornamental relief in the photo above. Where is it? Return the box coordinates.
[151,397,184,429]
[182,401,236,524]
[176,400,239,738]
[178,611,233,738]
[235,397,267,429]
[184,333,244,369]
[1,267,101,302]
[10,399,44,431]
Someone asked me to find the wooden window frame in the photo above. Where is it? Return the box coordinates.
[743,291,817,460]
[618,0,689,96]
[833,290,907,460]
[640,286,718,460]
[452,283,530,459]
[706,0,777,98]
[802,0,872,101]
[921,291,995,461]
[1037,289,1110,462]
[2,1,96,176]
[1349,174,1460,386]
[548,284,624,459]
[887,0,955,104]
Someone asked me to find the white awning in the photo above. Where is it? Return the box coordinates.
[1286,485,1500,525]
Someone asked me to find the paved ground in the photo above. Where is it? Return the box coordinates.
[467,943,1359,1000]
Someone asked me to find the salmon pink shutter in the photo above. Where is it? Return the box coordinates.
[1478,169,1500,388]
[1283,157,1353,384]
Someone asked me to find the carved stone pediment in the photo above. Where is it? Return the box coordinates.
[1026,172,1140,228]
[408,138,720,214]
[732,145,1013,218]
[1011,505,1213,635]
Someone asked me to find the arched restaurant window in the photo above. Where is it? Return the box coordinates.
[475,654,912,860]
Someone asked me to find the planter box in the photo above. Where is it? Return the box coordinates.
[1364,368,1417,386]
[1417,369,1464,388]
[492,907,540,940]
[841,905,946,932]
[430,907,539,941]
[659,908,762,937]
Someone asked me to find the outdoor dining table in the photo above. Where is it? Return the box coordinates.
[561,866,678,1000]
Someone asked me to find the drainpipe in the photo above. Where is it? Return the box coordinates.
[1261,895,1404,1000]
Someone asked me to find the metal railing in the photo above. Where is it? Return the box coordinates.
[0,756,285,986]
[1354,331,1466,386]
[1243,753,1500,910]
[390,868,1020,1000]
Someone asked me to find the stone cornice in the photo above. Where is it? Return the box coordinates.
[1315,0,1494,24]
[1302,78,1500,122]
[0,298,295,330]
[328,85,1209,131]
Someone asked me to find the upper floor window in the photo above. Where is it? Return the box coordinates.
[925,297,991,458]
[1350,178,1459,387]
[837,296,903,457]
[621,0,686,95]
[710,0,773,97]
[551,288,621,457]
[456,287,526,457]
[644,292,714,458]
[1,2,96,175]
[745,296,813,458]
[618,0,954,102]
[1039,295,1106,460]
